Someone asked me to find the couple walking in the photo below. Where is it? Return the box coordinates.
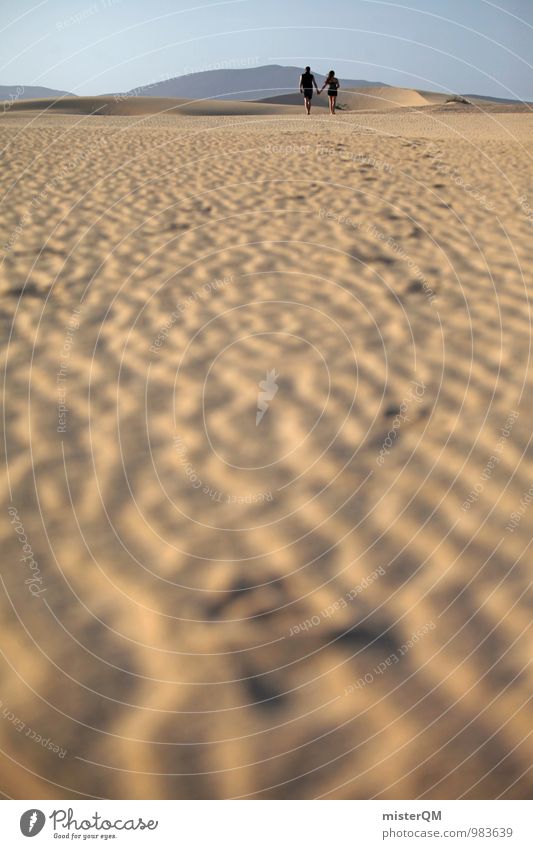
[299,66,340,115]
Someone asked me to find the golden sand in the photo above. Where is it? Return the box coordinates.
[1,96,532,798]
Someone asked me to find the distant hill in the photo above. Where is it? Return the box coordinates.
[0,85,74,102]
[111,65,389,102]
[2,70,528,109]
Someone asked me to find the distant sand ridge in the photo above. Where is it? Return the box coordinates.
[3,83,531,117]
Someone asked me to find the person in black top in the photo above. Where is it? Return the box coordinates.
[320,70,340,114]
[299,66,319,114]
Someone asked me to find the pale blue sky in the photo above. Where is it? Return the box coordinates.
[1,0,532,99]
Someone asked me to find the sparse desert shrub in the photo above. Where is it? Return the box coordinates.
[445,95,472,105]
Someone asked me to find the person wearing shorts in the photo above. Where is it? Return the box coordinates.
[299,66,319,114]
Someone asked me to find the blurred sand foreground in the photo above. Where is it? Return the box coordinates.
[1,97,533,799]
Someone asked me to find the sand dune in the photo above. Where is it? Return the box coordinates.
[2,94,304,117]
[1,102,533,800]
[258,87,532,114]
[4,88,527,121]
[256,92,332,109]
[258,86,433,110]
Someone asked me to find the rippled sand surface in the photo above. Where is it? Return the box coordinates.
[1,105,532,799]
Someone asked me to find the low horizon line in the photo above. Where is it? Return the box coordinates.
[1,65,530,103]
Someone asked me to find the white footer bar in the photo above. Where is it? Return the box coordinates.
[2,800,532,848]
